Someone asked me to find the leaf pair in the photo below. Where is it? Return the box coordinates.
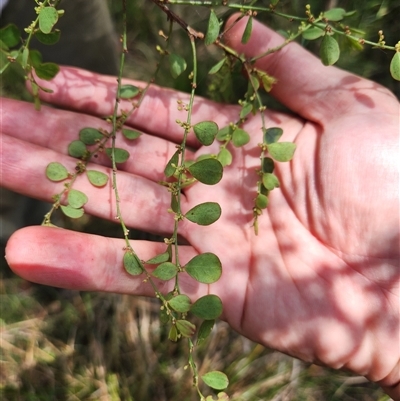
[60,189,88,218]
[46,162,108,219]
[168,294,222,321]
[47,162,109,187]
[148,252,222,284]
[217,125,251,147]
[70,127,141,163]
[264,127,296,162]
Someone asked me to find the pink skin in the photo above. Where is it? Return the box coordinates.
[2,15,399,399]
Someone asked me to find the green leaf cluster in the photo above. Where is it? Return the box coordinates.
[45,161,103,219]
[1,6,62,72]
[45,121,145,221]
[217,125,251,150]
[165,292,223,344]
[128,247,224,347]
[252,127,296,229]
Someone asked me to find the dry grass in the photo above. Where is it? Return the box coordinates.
[0,263,390,400]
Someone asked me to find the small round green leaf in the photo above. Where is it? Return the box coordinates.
[209,57,226,75]
[171,195,179,213]
[390,52,400,81]
[262,173,280,191]
[260,185,269,196]
[345,36,364,51]
[168,325,178,342]
[45,162,68,182]
[202,371,229,390]
[21,47,29,68]
[216,126,232,142]
[68,140,87,158]
[0,24,21,48]
[29,49,42,68]
[146,251,170,265]
[217,148,232,167]
[241,16,253,44]
[185,253,222,284]
[105,148,130,163]
[255,194,269,209]
[152,262,178,281]
[232,128,250,147]
[176,320,196,338]
[123,251,144,276]
[122,128,141,140]
[264,127,283,144]
[268,142,296,162]
[302,26,324,40]
[86,170,109,187]
[160,302,171,324]
[119,84,140,99]
[240,102,253,119]
[195,154,214,162]
[320,34,340,66]
[35,29,61,45]
[262,157,275,173]
[185,202,221,226]
[67,189,88,209]
[79,128,104,145]
[197,320,215,345]
[188,159,223,185]
[169,295,191,313]
[191,295,222,320]
[323,8,346,21]
[205,10,220,45]
[193,121,218,146]
[164,150,180,178]
[60,205,84,219]
[169,53,187,79]
[249,72,260,91]
[39,7,59,34]
[34,62,60,80]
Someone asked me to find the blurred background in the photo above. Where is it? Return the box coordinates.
[1,0,398,400]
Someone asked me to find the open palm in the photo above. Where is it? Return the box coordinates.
[2,17,398,398]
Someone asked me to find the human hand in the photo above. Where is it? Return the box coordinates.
[2,16,399,399]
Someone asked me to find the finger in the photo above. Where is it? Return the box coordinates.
[224,15,391,124]
[1,98,194,182]
[5,226,203,298]
[34,66,240,144]
[1,134,177,235]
